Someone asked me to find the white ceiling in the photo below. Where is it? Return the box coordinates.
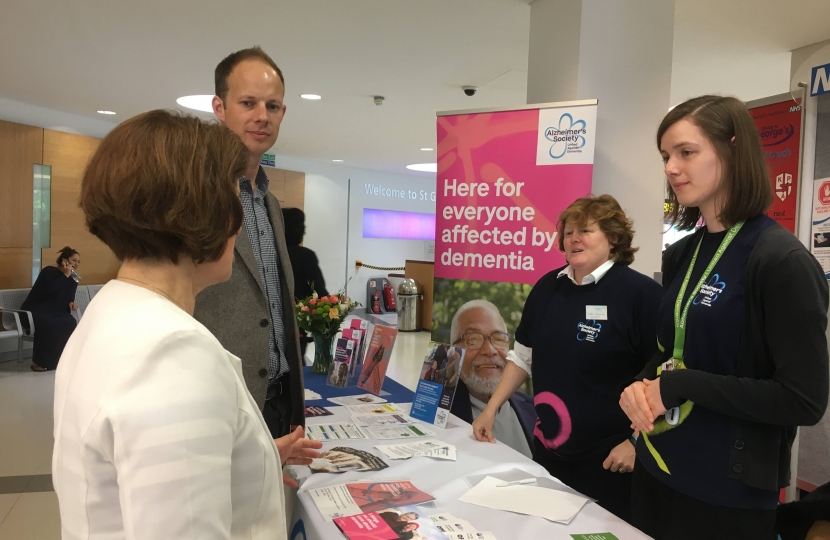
[2,0,830,176]
[0,0,531,176]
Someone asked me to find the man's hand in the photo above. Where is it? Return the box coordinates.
[602,439,635,473]
[643,378,667,418]
[471,408,497,443]
[274,426,322,488]
[621,380,657,433]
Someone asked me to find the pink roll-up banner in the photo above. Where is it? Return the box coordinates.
[431,100,597,347]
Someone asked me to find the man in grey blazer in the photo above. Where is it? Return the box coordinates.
[194,47,304,438]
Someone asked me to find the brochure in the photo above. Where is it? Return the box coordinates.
[335,505,450,540]
[328,338,357,388]
[570,535,619,540]
[357,325,398,395]
[347,403,406,415]
[362,424,435,440]
[309,447,389,474]
[351,414,412,427]
[428,513,479,536]
[305,406,334,418]
[410,343,466,428]
[375,441,456,461]
[305,423,367,441]
[344,319,370,380]
[309,480,435,520]
[328,394,388,407]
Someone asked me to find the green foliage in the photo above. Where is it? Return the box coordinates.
[430,278,533,344]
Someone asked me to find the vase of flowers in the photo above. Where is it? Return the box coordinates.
[295,290,359,374]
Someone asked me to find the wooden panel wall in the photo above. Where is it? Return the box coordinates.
[0,120,42,288]
[42,130,119,285]
[263,166,305,211]
[404,260,434,331]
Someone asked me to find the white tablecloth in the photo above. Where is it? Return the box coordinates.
[286,404,652,540]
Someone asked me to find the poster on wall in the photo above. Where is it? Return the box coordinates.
[809,178,830,277]
[431,100,597,359]
[748,96,802,234]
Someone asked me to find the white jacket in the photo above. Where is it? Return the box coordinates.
[53,280,286,540]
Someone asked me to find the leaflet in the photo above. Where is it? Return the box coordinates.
[327,394,387,406]
[309,447,389,474]
[305,423,366,441]
[428,513,479,535]
[335,505,449,540]
[309,480,435,521]
[351,413,412,427]
[375,440,457,461]
[362,424,435,440]
[346,403,406,415]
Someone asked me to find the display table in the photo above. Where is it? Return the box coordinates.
[287,404,652,540]
[302,366,415,406]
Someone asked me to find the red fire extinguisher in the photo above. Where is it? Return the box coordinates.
[371,290,382,314]
[383,283,396,311]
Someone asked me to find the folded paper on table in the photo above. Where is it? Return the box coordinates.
[362,424,435,440]
[310,480,435,521]
[459,475,589,524]
[375,441,456,461]
[347,403,406,415]
[351,413,412,427]
[306,423,366,441]
[309,447,389,474]
[328,394,388,406]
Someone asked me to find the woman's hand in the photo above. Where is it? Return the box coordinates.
[643,378,667,418]
[59,259,72,276]
[471,408,497,443]
[69,302,78,311]
[275,426,323,488]
[621,380,657,433]
[602,439,635,473]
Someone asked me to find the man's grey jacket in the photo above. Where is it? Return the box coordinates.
[194,190,305,428]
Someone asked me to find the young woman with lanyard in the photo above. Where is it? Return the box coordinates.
[473,194,662,523]
[621,95,829,540]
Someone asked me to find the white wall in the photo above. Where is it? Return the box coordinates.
[268,155,436,301]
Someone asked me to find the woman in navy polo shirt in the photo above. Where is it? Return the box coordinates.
[621,95,829,540]
[472,194,662,522]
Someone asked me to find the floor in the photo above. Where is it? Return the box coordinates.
[0,327,432,538]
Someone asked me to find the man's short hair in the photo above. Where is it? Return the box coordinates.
[215,46,284,101]
[81,110,247,264]
[450,299,506,344]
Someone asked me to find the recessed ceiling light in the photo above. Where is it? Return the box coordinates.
[97,110,116,115]
[406,163,437,172]
[300,94,322,100]
[420,147,433,151]
[332,159,344,162]
[176,95,214,113]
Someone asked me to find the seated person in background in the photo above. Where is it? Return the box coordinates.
[283,207,327,360]
[449,299,536,459]
[21,246,81,372]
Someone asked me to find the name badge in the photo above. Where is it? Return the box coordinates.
[586,305,608,320]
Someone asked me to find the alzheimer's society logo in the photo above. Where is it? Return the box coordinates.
[545,113,586,159]
[536,105,597,166]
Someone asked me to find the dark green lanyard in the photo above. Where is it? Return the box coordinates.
[672,221,744,361]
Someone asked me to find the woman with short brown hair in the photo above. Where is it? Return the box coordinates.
[621,95,828,539]
[53,110,319,540]
[473,194,662,522]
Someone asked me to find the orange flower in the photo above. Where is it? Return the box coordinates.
[309,298,318,305]
[329,307,339,318]
[300,306,309,312]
